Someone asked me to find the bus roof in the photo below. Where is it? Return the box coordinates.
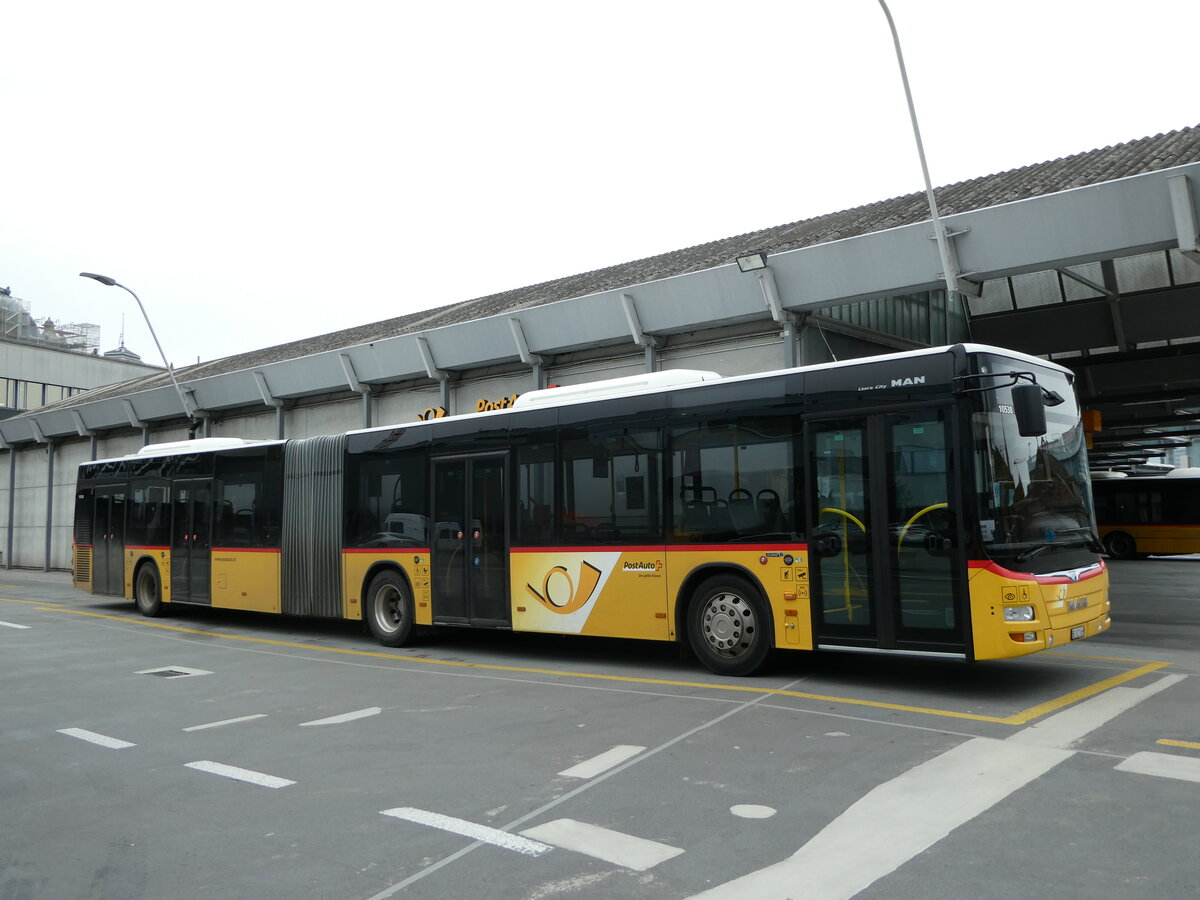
[345,342,1071,438]
[83,437,283,467]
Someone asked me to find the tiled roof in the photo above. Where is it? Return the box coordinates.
[64,124,1200,403]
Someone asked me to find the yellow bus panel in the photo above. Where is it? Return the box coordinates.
[510,544,811,648]
[342,549,433,624]
[968,560,1111,660]
[211,549,281,613]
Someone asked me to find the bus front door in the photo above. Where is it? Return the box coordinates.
[431,455,509,627]
[93,486,126,596]
[170,479,213,605]
[808,408,967,656]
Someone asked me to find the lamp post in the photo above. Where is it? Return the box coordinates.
[876,0,962,306]
[78,272,197,428]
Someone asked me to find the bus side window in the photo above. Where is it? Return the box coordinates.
[516,442,555,544]
[669,415,797,543]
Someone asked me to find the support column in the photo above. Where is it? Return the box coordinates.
[753,268,799,369]
[509,317,546,391]
[4,445,13,570]
[123,399,149,447]
[254,370,288,439]
[1167,173,1200,262]
[417,335,453,416]
[620,293,662,372]
[44,440,54,572]
[338,354,373,429]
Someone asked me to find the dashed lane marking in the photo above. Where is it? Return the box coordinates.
[43,606,1172,726]
[182,714,268,732]
[185,760,296,789]
[57,728,136,749]
[381,807,551,857]
[520,818,683,871]
[0,619,31,629]
[558,744,646,779]
[299,707,381,726]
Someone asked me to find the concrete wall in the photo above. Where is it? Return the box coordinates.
[0,340,159,392]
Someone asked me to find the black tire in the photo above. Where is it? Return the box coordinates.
[686,574,772,676]
[134,562,164,617]
[365,569,416,647]
[1104,531,1137,560]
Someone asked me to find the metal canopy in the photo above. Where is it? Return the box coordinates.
[3,159,1199,459]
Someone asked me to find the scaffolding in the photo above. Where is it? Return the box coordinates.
[1,287,100,353]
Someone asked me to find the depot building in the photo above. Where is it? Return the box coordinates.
[3,125,1200,570]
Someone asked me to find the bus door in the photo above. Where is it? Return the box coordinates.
[93,486,126,595]
[431,454,509,626]
[808,407,966,655]
[170,478,213,604]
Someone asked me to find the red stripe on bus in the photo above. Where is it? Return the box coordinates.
[125,545,169,552]
[511,543,807,554]
[968,558,1107,584]
[343,547,432,555]
[210,547,281,554]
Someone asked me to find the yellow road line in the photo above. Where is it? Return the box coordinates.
[1158,738,1200,751]
[0,596,63,606]
[43,605,1170,727]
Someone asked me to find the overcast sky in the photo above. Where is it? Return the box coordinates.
[3,0,1195,368]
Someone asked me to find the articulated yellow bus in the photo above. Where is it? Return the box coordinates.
[73,343,1110,675]
[1092,469,1200,558]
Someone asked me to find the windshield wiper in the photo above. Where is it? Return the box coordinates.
[1016,534,1103,562]
[1016,544,1051,562]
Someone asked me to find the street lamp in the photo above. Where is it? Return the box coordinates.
[876,0,962,306]
[79,272,197,428]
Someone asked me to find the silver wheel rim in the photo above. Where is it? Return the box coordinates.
[700,590,756,658]
[372,583,405,635]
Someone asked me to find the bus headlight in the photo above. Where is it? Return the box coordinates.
[1003,605,1035,622]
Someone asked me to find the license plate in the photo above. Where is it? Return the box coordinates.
[1071,625,1085,640]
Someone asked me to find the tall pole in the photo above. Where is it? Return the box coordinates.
[877,0,960,305]
[79,273,196,427]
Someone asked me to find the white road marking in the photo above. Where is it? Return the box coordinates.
[688,673,1184,900]
[57,728,135,749]
[731,805,777,819]
[1013,675,1186,749]
[558,744,646,779]
[182,714,268,732]
[299,707,381,726]
[1116,750,1200,784]
[185,760,295,788]
[0,619,30,629]
[366,679,802,900]
[521,818,683,871]
[381,807,551,857]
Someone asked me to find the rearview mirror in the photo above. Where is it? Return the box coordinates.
[1012,383,1047,437]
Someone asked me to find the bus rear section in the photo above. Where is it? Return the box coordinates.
[1091,470,1200,558]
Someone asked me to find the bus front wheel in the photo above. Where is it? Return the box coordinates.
[1104,531,1138,560]
[365,570,416,648]
[687,575,771,676]
[134,563,164,618]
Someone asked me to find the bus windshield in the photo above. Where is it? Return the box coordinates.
[972,356,1100,573]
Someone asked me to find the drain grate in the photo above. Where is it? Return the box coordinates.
[135,666,213,679]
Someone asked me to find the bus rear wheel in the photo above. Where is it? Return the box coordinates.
[1104,531,1138,560]
[365,570,416,647]
[687,575,771,676]
[134,563,164,617]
